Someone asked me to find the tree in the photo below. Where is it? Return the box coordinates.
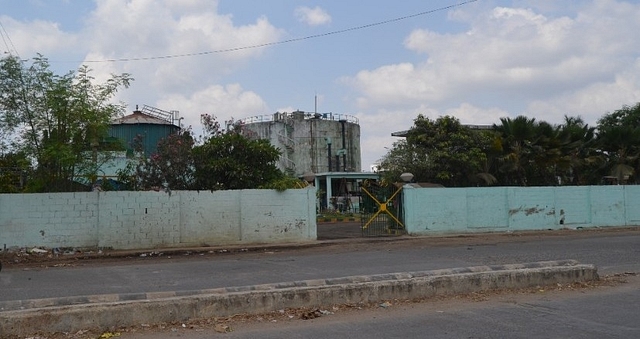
[596,103,640,184]
[596,125,640,184]
[492,116,576,186]
[382,106,640,187]
[493,116,537,186]
[378,139,430,184]
[381,115,492,187]
[134,129,196,190]
[556,115,600,185]
[597,102,640,129]
[129,114,287,191]
[0,152,31,193]
[193,115,283,190]
[0,55,132,192]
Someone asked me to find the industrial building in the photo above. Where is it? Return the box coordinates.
[240,110,362,176]
[104,107,378,212]
[241,110,379,212]
[84,105,182,188]
[109,105,182,156]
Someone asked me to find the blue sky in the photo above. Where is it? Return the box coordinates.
[2,0,640,169]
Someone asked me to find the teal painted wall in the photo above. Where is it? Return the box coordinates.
[403,185,640,234]
[0,188,317,250]
[109,123,179,156]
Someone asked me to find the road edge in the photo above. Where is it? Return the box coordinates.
[0,260,597,337]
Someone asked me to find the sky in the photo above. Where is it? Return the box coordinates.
[2,0,640,170]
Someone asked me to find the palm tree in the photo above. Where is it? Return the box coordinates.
[596,125,640,184]
[493,116,538,186]
[556,115,600,185]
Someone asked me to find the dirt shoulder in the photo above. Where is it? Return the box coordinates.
[2,225,639,269]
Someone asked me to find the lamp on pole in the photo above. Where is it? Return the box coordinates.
[400,172,414,183]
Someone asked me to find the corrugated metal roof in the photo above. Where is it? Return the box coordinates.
[112,111,173,125]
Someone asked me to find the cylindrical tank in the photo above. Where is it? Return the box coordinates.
[109,109,180,156]
[240,111,361,176]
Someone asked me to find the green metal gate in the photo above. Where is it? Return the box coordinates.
[359,180,405,236]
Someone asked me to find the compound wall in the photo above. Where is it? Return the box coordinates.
[0,189,317,250]
[403,185,640,234]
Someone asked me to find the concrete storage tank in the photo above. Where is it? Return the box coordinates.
[240,110,361,177]
[109,105,181,156]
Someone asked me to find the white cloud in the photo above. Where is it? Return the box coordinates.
[79,0,283,128]
[0,16,77,57]
[346,0,640,129]
[294,6,331,26]
[345,0,640,167]
[85,0,282,63]
[275,106,297,114]
[443,103,509,125]
[527,60,640,125]
[356,106,434,167]
[155,83,269,134]
[2,0,283,144]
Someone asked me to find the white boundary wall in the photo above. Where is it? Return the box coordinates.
[403,185,640,234]
[0,189,317,250]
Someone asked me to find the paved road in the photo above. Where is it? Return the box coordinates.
[128,275,640,339]
[1,228,639,302]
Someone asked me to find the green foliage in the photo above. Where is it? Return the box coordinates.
[596,110,640,184]
[379,139,427,183]
[259,176,308,191]
[135,129,196,190]
[596,103,640,184]
[380,104,640,187]
[381,115,492,187]
[490,115,605,186]
[0,152,31,193]
[0,55,132,192]
[193,131,282,190]
[114,162,138,191]
[555,116,601,185]
[597,102,640,129]
[130,114,285,191]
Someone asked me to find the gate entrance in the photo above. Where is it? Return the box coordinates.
[359,180,405,236]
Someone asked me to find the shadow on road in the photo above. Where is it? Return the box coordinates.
[317,221,363,240]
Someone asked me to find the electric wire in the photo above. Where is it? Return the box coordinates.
[81,0,478,63]
[0,19,20,58]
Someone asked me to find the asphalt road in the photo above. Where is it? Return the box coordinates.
[1,227,639,302]
[128,275,640,339]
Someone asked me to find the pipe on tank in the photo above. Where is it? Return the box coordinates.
[340,120,347,171]
[335,149,347,172]
[326,137,332,172]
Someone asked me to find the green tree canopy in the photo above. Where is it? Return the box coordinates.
[0,152,30,193]
[0,55,132,192]
[380,115,492,186]
[597,102,640,129]
[129,114,287,191]
[192,115,283,190]
[595,103,640,184]
[132,129,196,190]
[555,115,600,185]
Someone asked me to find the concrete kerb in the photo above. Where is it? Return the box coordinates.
[0,260,597,337]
